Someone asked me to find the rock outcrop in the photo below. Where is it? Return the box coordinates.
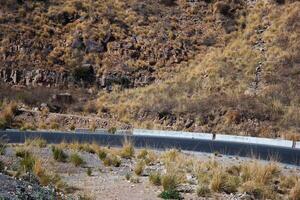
[0,67,155,90]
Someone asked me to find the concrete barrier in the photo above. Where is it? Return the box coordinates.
[215,134,293,148]
[133,129,213,140]
[296,142,300,149]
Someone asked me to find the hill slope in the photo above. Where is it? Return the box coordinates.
[0,0,300,138]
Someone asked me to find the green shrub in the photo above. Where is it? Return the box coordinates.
[70,153,85,167]
[149,172,161,186]
[98,149,107,160]
[159,190,181,200]
[52,146,68,162]
[20,153,35,172]
[87,168,92,176]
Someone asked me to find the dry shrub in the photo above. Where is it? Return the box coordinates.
[120,139,135,159]
[134,160,145,176]
[290,181,300,200]
[0,102,17,129]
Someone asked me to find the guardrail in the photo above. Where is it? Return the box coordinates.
[133,129,297,149]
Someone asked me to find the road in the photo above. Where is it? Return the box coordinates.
[1,130,300,165]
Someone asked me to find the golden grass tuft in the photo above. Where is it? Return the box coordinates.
[119,139,135,159]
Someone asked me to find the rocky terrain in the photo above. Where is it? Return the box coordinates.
[0,0,300,139]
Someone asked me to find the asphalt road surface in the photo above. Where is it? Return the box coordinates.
[1,131,300,165]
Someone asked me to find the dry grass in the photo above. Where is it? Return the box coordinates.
[70,153,85,167]
[149,172,161,186]
[94,1,300,138]
[134,160,145,176]
[290,181,300,200]
[119,139,135,159]
[25,138,47,148]
[0,102,17,129]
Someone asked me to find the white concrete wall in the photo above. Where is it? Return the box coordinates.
[133,129,295,148]
[133,129,213,140]
[215,134,293,148]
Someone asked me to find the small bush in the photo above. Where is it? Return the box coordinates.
[52,146,68,162]
[70,153,85,167]
[20,123,36,131]
[0,136,7,155]
[103,155,121,167]
[239,181,266,199]
[120,140,134,159]
[87,168,92,176]
[98,149,107,160]
[137,149,148,159]
[0,102,17,129]
[0,160,5,172]
[159,190,181,200]
[130,176,140,184]
[197,185,211,197]
[125,173,131,181]
[20,153,36,172]
[50,122,59,130]
[15,149,30,158]
[162,173,178,191]
[134,160,145,176]
[149,172,161,186]
[108,127,117,134]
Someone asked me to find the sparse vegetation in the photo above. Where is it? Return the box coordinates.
[86,168,92,176]
[134,160,145,176]
[15,148,31,158]
[52,146,68,162]
[196,185,211,197]
[25,138,47,148]
[120,139,135,159]
[103,155,121,167]
[20,123,37,131]
[98,149,107,160]
[20,152,36,172]
[0,136,7,155]
[149,172,161,186]
[108,127,117,134]
[0,102,17,129]
[70,153,85,167]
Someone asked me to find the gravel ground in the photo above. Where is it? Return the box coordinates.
[1,145,300,200]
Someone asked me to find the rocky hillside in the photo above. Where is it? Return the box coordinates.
[0,0,233,89]
[1,0,300,138]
